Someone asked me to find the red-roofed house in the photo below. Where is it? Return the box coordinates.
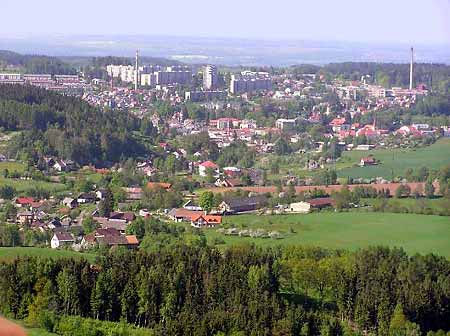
[329,118,350,133]
[359,156,377,167]
[15,197,35,208]
[191,215,222,228]
[199,161,219,177]
[146,182,172,190]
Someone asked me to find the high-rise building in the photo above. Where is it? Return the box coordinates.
[203,65,218,90]
[230,71,272,94]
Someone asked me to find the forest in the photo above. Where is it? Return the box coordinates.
[0,244,449,336]
[0,84,146,165]
[0,50,76,75]
[321,62,450,94]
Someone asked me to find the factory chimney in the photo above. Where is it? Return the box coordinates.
[409,47,414,90]
[135,50,139,91]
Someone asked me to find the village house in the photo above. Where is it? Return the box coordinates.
[146,182,172,190]
[359,156,377,167]
[81,228,139,249]
[191,214,222,228]
[17,211,34,225]
[77,192,97,204]
[62,197,78,209]
[93,217,128,233]
[329,118,350,133]
[287,198,335,213]
[15,197,35,208]
[51,232,75,249]
[168,208,204,222]
[198,161,219,177]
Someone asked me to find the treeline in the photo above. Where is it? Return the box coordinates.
[0,245,449,336]
[0,84,146,165]
[322,62,450,93]
[0,50,76,74]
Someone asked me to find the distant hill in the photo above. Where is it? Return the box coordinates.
[0,50,77,74]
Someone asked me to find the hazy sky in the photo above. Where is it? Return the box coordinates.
[2,0,450,44]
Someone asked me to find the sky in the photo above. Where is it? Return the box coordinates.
[1,0,450,44]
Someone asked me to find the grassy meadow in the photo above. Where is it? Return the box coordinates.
[0,247,97,263]
[202,212,450,257]
[337,138,450,179]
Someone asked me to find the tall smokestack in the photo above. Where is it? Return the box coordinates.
[135,50,139,91]
[409,47,414,90]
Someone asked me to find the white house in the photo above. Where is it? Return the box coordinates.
[198,161,219,177]
[51,232,75,249]
[287,202,312,214]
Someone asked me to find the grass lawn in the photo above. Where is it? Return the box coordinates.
[202,212,450,257]
[337,138,450,179]
[0,176,67,193]
[0,247,97,263]
[361,197,450,213]
[0,160,27,173]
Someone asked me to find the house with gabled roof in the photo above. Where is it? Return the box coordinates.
[51,232,75,249]
[191,214,222,228]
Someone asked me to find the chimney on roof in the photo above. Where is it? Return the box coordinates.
[409,47,414,90]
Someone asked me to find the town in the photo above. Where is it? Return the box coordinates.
[0,36,449,336]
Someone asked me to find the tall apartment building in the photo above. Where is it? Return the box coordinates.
[107,64,191,86]
[230,71,272,94]
[203,65,218,90]
[155,66,192,86]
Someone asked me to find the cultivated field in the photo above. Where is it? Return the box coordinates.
[337,138,450,179]
[0,247,97,263]
[204,212,450,257]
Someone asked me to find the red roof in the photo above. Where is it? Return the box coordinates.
[329,118,346,126]
[192,214,222,225]
[200,161,218,169]
[361,157,376,163]
[146,182,172,190]
[16,197,35,205]
[308,198,335,207]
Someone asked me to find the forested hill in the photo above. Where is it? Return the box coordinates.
[0,50,76,74]
[0,84,146,165]
[322,62,450,93]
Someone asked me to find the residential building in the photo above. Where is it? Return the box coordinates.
[198,161,219,177]
[203,65,218,90]
[230,71,272,94]
[51,232,75,249]
[191,214,222,228]
[276,118,297,131]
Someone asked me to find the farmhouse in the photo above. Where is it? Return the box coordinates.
[51,232,75,249]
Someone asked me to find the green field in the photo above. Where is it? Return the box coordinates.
[0,160,27,173]
[0,247,97,263]
[203,212,450,257]
[337,138,450,179]
[0,177,67,193]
